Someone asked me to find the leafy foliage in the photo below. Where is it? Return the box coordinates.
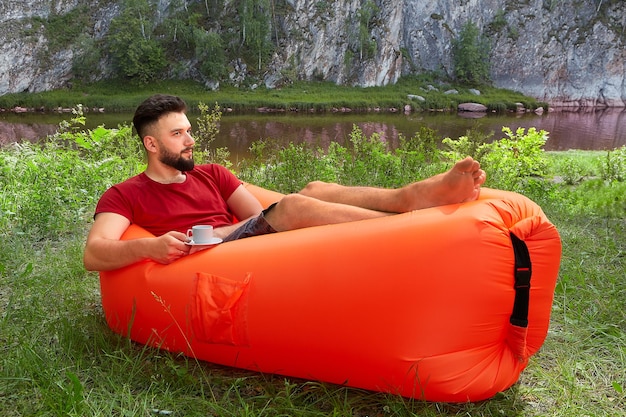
[72,35,104,82]
[598,145,626,182]
[443,127,549,192]
[194,102,232,169]
[42,7,91,52]
[195,30,228,80]
[356,0,380,60]
[0,107,143,239]
[238,0,275,73]
[241,140,333,193]
[452,21,491,85]
[107,0,167,83]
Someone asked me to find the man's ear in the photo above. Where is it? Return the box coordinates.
[143,135,158,153]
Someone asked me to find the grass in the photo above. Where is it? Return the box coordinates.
[0,76,547,114]
[0,123,624,416]
[520,210,625,416]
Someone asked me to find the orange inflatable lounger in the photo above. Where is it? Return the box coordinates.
[99,185,561,402]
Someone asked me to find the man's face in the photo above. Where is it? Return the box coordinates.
[149,112,195,171]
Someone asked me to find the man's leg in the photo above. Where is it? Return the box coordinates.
[264,157,486,232]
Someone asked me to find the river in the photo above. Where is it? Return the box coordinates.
[1,108,624,159]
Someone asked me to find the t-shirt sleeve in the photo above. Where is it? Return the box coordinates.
[94,184,134,221]
[205,164,243,201]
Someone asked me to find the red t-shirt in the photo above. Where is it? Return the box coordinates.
[95,164,242,236]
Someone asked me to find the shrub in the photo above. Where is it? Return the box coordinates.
[444,127,549,192]
[0,109,144,239]
[240,140,334,193]
[72,35,104,82]
[0,142,129,238]
[336,125,402,187]
[107,0,167,83]
[452,21,491,85]
[394,127,448,181]
[195,30,227,80]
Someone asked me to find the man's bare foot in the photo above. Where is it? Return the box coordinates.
[403,157,486,211]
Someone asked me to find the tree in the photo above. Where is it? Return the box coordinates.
[155,0,201,59]
[107,0,167,83]
[357,0,379,60]
[452,21,491,85]
[72,35,103,82]
[239,0,273,72]
[195,29,227,80]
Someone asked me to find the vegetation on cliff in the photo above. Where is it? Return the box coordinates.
[25,1,502,88]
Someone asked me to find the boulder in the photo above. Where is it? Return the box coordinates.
[458,103,488,112]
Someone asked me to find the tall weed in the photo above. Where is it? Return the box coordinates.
[241,140,335,192]
[337,125,402,187]
[194,102,232,169]
[598,145,626,182]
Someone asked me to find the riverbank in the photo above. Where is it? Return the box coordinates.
[0,77,548,114]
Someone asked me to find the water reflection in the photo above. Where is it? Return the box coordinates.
[533,108,626,150]
[1,108,624,154]
[0,120,57,145]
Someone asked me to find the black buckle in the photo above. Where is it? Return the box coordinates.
[510,232,532,328]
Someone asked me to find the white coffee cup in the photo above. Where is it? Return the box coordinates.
[186,225,214,244]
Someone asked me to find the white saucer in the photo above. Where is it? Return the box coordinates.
[184,237,223,246]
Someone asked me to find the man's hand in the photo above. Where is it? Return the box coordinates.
[157,231,216,259]
[152,231,191,264]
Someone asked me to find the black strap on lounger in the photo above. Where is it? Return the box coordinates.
[509,232,532,328]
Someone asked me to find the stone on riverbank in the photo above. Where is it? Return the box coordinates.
[458,103,488,112]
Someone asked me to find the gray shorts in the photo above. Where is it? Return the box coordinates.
[223,203,278,242]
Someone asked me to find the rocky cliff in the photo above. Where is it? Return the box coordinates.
[1,0,624,107]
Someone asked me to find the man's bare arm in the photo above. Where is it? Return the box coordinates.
[83,212,189,271]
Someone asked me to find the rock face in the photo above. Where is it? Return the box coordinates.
[273,0,403,87]
[1,0,624,107]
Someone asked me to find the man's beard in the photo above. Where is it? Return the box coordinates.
[159,147,195,171]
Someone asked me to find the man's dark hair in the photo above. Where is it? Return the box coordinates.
[133,94,187,139]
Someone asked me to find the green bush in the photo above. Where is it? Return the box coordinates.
[42,7,90,52]
[0,108,144,239]
[239,125,443,191]
[72,35,104,82]
[240,139,335,192]
[337,126,402,187]
[0,143,125,238]
[443,126,548,192]
[241,124,555,197]
[107,0,167,83]
[195,30,227,80]
[194,102,232,169]
[452,21,491,85]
